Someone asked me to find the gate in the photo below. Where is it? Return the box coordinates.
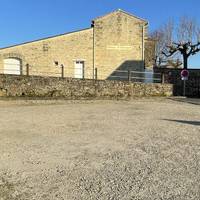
[153,68,200,97]
[186,76,200,97]
[172,74,200,97]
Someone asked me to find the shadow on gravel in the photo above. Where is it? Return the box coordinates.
[168,97,200,106]
[163,119,200,126]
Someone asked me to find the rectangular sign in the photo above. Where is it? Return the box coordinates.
[107,44,134,51]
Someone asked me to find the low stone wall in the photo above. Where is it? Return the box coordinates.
[0,74,173,99]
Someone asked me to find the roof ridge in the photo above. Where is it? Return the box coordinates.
[93,9,148,24]
[118,9,148,23]
[0,27,92,50]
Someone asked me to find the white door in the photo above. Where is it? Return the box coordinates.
[4,58,21,75]
[74,61,84,79]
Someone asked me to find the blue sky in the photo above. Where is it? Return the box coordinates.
[1,0,200,68]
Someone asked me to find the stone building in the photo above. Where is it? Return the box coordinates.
[0,9,154,79]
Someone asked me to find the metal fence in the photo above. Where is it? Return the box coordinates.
[107,69,162,83]
[0,65,163,84]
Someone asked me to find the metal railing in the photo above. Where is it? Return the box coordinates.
[0,65,163,83]
[107,70,162,83]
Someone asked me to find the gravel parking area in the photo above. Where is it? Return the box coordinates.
[0,98,200,200]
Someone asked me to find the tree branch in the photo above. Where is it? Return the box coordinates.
[188,42,200,56]
[162,45,178,57]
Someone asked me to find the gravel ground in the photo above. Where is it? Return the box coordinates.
[0,98,200,200]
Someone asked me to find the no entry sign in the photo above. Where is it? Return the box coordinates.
[181,69,189,80]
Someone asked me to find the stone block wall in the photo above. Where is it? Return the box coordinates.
[144,38,156,68]
[94,11,147,79]
[0,28,94,78]
[0,10,151,80]
[0,74,173,99]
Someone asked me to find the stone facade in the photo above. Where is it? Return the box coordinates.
[93,10,148,79]
[0,9,152,79]
[0,74,172,99]
[144,38,156,68]
[0,29,93,78]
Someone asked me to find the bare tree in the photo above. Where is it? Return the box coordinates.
[150,19,175,67]
[197,27,200,40]
[166,59,182,69]
[151,16,200,69]
[177,16,197,43]
[163,41,200,69]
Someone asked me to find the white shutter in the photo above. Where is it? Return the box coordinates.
[4,58,21,75]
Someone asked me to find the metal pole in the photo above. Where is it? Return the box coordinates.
[61,64,64,78]
[82,64,85,80]
[92,21,95,80]
[161,73,165,84]
[142,25,145,69]
[128,70,131,82]
[26,64,29,76]
[95,68,98,80]
[183,79,186,96]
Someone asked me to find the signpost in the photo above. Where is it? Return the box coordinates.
[181,69,189,96]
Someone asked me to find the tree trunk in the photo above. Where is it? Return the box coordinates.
[183,55,188,69]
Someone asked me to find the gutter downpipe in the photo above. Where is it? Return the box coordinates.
[91,21,95,79]
[142,22,148,70]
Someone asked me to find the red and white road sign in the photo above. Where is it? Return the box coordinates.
[181,69,189,80]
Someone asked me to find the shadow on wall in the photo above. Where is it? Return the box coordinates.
[106,60,144,82]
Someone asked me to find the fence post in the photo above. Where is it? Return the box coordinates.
[82,66,85,80]
[26,64,29,76]
[61,64,64,78]
[161,72,165,84]
[95,68,98,80]
[128,70,131,82]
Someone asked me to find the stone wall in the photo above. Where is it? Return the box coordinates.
[0,74,173,99]
[144,38,156,68]
[0,28,94,79]
[94,10,147,79]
